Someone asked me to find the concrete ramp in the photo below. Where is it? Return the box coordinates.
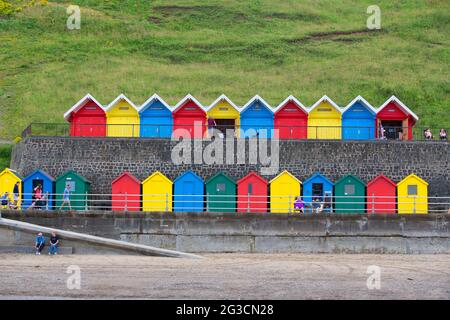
[0,218,201,259]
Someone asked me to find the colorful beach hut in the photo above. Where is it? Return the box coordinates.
[397,174,428,214]
[139,94,173,138]
[111,172,141,212]
[307,95,342,139]
[367,174,397,214]
[173,170,204,212]
[105,94,140,137]
[206,172,236,213]
[172,94,207,139]
[237,172,268,213]
[205,94,240,137]
[274,96,308,139]
[376,96,418,140]
[55,171,90,211]
[342,96,377,140]
[334,174,366,214]
[142,171,173,212]
[0,168,23,208]
[269,170,301,213]
[302,173,334,213]
[23,170,55,210]
[64,94,106,137]
[240,95,274,138]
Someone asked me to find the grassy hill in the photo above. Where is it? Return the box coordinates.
[0,0,449,143]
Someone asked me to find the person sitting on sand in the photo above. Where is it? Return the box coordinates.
[35,232,45,255]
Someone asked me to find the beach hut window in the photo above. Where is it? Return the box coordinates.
[407,185,418,196]
[216,183,226,192]
[85,106,97,110]
[66,181,76,190]
[318,108,332,112]
[119,107,129,110]
[247,183,253,194]
[312,183,323,196]
[344,184,355,195]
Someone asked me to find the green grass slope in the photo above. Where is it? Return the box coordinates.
[0,0,449,140]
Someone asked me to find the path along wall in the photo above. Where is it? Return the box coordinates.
[11,137,450,198]
[1,210,449,253]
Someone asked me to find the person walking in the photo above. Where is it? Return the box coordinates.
[35,232,45,255]
[49,231,59,255]
[59,184,72,210]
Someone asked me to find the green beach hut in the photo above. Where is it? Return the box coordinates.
[334,174,366,214]
[206,172,236,213]
[55,170,91,211]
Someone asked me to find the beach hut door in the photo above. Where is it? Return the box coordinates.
[312,183,323,197]
[183,181,194,209]
[32,179,44,190]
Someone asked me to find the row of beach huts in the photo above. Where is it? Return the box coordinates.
[64,94,419,140]
[0,168,428,214]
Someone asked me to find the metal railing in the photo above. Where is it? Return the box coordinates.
[20,123,449,141]
[2,192,449,214]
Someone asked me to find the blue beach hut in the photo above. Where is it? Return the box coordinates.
[23,169,55,210]
[173,170,205,212]
[240,95,274,138]
[139,94,173,138]
[303,173,334,213]
[342,96,377,140]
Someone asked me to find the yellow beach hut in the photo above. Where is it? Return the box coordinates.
[0,168,23,208]
[397,174,428,214]
[105,94,140,137]
[205,94,241,137]
[307,95,342,139]
[269,170,301,213]
[142,171,173,212]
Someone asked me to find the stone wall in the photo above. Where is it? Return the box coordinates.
[1,210,449,254]
[11,137,450,197]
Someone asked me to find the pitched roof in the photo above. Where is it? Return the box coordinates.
[172,94,205,113]
[64,94,104,121]
[397,173,428,186]
[308,95,342,113]
[112,171,141,185]
[56,170,91,184]
[173,170,204,184]
[138,94,173,114]
[0,168,24,180]
[237,171,268,185]
[206,172,236,184]
[303,172,334,186]
[204,94,241,113]
[240,95,273,114]
[335,174,366,186]
[273,95,308,114]
[367,173,396,188]
[378,95,419,121]
[23,169,55,182]
[142,171,172,185]
[104,94,139,112]
[341,95,378,115]
[269,170,301,184]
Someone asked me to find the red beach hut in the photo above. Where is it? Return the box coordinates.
[237,172,268,213]
[172,94,207,138]
[111,172,141,212]
[376,96,418,140]
[64,94,106,137]
[367,174,397,214]
[274,96,308,139]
